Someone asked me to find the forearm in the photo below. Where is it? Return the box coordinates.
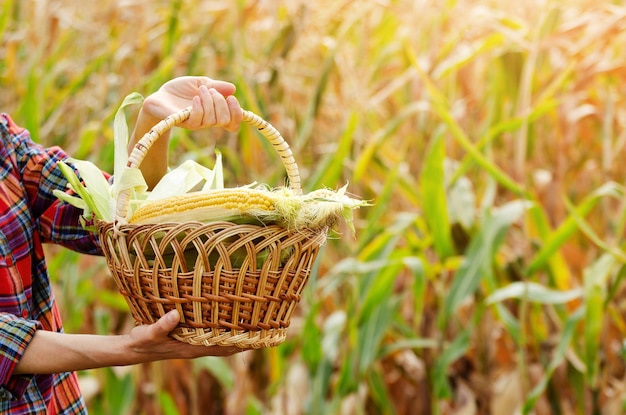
[128,107,171,189]
[14,330,137,375]
[13,311,241,375]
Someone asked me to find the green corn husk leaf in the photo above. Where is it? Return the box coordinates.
[67,158,112,221]
[53,159,113,227]
[206,148,224,190]
[53,190,88,212]
[54,92,143,226]
[111,92,146,219]
[147,151,225,201]
[113,92,144,189]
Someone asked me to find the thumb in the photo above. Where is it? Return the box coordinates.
[155,310,180,334]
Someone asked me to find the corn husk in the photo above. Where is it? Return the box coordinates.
[52,158,113,229]
[129,183,369,233]
[54,93,369,234]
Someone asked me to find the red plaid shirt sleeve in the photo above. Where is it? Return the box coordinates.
[0,113,103,414]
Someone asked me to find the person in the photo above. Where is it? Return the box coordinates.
[0,76,244,414]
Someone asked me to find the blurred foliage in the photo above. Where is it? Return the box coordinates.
[3,0,626,414]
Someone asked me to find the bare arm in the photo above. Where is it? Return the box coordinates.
[13,77,245,376]
[128,76,243,189]
[14,310,240,374]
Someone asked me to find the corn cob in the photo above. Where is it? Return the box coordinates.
[129,188,280,225]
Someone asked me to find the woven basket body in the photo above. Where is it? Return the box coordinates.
[98,107,327,349]
[98,221,326,348]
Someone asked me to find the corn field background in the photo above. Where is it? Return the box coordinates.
[3,0,626,414]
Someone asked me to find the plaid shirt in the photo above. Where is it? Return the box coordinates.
[0,114,101,414]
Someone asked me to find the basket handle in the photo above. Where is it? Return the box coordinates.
[117,107,302,221]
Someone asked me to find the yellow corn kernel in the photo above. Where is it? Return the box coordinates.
[129,188,277,224]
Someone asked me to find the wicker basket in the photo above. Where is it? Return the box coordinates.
[97,108,327,349]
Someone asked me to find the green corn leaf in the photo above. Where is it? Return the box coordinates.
[433,325,471,399]
[100,368,135,415]
[52,190,88,212]
[446,160,476,231]
[486,282,582,305]
[420,132,455,259]
[66,158,112,221]
[307,111,357,192]
[358,260,402,327]
[321,311,347,364]
[563,193,626,263]
[354,101,428,183]
[406,42,524,196]
[583,253,616,389]
[440,200,529,328]
[493,304,522,346]
[54,154,120,227]
[357,295,400,376]
[301,303,323,371]
[380,338,438,356]
[523,306,584,413]
[113,92,144,190]
[336,325,358,396]
[356,166,404,252]
[367,368,397,415]
[0,1,13,40]
[55,161,99,225]
[526,182,623,276]
[194,356,235,391]
[158,392,181,415]
[95,290,129,312]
